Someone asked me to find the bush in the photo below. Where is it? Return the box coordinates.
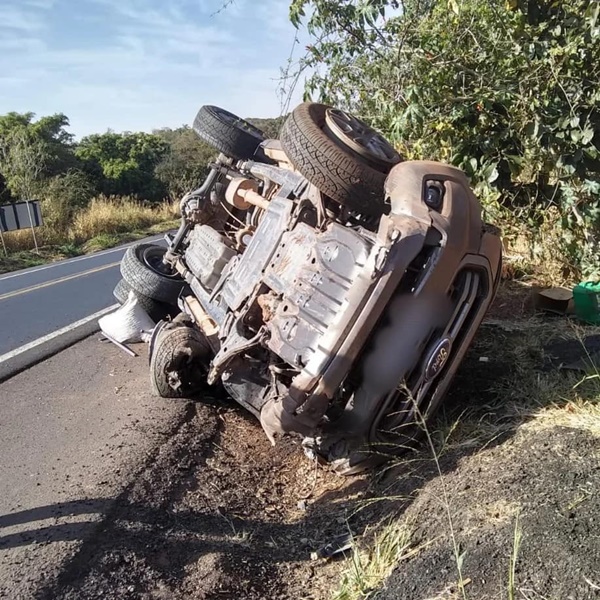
[40,170,95,234]
[292,0,600,279]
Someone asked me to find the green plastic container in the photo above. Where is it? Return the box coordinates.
[573,281,600,324]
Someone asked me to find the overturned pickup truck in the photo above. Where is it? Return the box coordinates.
[114,103,502,474]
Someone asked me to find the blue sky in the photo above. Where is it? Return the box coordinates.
[0,0,307,138]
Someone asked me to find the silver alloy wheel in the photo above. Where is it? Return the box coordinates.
[325,108,401,168]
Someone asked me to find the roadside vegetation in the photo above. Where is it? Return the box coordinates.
[0,113,210,272]
[0,112,282,273]
[291,0,599,283]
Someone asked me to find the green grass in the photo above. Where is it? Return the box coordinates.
[333,520,415,600]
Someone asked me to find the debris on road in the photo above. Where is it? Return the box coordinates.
[310,532,354,561]
[531,286,573,315]
[543,335,600,372]
[98,291,155,344]
[573,280,600,324]
[99,335,138,358]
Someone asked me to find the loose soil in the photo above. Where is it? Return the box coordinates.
[5,280,600,599]
[378,426,600,600]
[36,401,367,600]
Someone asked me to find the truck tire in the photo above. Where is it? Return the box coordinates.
[120,244,185,304]
[193,105,266,160]
[113,279,178,322]
[150,323,210,398]
[280,103,400,216]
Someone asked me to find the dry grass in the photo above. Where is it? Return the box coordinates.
[507,513,522,600]
[333,520,415,600]
[332,285,600,599]
[494,205,585,286]
[0,196,179,257]
[70,196,178,244]
[428,316,600,456]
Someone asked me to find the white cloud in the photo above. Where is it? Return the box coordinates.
[0,0,307,136]
[0,5,46,32]
[21,0,57,8]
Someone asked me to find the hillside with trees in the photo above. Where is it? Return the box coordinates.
[0,112,279,271]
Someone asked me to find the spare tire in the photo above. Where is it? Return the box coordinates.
[120,244,185,304]
[193,105,266,160]
[280,103,401,216]
[113,278,179,322]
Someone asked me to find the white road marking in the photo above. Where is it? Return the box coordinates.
[0,261,121,302]
[0,304,119,365]
[0,234,166,283]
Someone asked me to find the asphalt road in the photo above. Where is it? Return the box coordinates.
[0,235,166,357]
[0,336,186,599]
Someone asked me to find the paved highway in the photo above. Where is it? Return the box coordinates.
[0,235,166,357]
[0,336,187,598]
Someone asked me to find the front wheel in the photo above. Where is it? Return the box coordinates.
[150,322,210,398]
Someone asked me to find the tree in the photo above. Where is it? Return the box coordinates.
[0,128,47,201]
[153,126,214,199]
[290,0,600,275]
[248,116,287,139]
[0,172,11,204]
[76,132,170,202]
[0,112,77,178]
[40,170,95,233]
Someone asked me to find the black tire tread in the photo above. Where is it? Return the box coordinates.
[113,279,177,322]
[193,105,266,160]
[280,103,388,216]
[120,244,184,304]
[150,325,208,398]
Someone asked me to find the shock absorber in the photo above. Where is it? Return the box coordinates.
[164,165,223,261]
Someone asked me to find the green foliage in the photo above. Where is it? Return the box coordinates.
[76,131,170,202]
[0,112,77,179]
[154,126,214,199]
[248,116,287,138]
[0,128,48,201]
[0,172,10,203]
[292,0,600,278]
[40,170,96,233]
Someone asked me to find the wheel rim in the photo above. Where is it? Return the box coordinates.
[325,108,400,167]
[141,246,180,280]
[210,106,265,141]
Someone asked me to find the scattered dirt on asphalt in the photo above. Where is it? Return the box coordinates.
[39,386,600,599]
[37,397,373,600]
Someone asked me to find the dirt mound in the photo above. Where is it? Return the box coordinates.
[378,425,600,600]
[36,402,365,600]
